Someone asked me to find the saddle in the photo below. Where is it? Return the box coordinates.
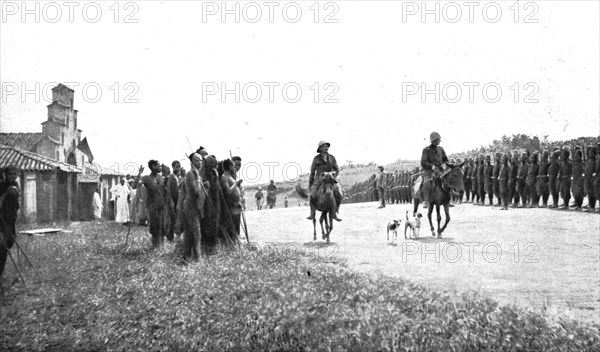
[414,174,444,199]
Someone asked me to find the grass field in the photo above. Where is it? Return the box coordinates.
[1,205,599,351]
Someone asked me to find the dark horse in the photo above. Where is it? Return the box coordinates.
[266,192,276,209]
[296,172,340,243]
[412,166,465,238]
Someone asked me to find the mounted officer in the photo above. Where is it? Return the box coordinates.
[419,132,455,206]
[307,140,343,221]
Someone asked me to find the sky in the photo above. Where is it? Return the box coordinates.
[1,0,598,184]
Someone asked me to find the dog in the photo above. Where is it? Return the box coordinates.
[405,211,423,239]
[387,219,402,244]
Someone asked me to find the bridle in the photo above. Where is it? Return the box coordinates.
[440,168,462,195]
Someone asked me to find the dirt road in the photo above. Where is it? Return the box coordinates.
[245,201,600,324]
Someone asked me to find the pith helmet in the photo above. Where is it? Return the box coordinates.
[316,140,331,152]
[430,131,441,143]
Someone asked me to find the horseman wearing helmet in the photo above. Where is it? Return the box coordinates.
[420,132,455,202]
[307,140,343,221]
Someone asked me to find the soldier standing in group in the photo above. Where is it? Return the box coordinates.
[400,171,406,204]
[376,166,386,209]
[492,153,501,206]
[508,151,519,207]
[477,154,486,205]
[456,158,464,203]
[516,152,529,208]
[571,149,585,210]
[394,171,400,204]
[498,154,510,210]
[584,146,597,212]
[526,152,540,207]
[471,156,479,204]
[464,157,473,203]
[484,154,494,205]
[408,170,415,204]
[472,156,479,204]
[559,149,573,210]
[385,171,393,205]
[548,149,561,208]
[449,159,457,203]
[537,150,550,208]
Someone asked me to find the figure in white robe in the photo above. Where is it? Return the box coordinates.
[111,180,130,224]
[93,189,103,220]
[128,180,137,224]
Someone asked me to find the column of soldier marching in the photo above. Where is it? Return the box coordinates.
[345,145,600,213]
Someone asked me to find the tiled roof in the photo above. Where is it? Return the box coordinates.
[0,145,81,172]
[0,132,44,151]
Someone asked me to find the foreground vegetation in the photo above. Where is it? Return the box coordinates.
[1,221,599,351]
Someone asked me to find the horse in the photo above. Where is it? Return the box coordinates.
[296,172,339,243]
[266,192,277,209]
[412,165,465,238]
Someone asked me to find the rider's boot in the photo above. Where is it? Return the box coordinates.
[333,205,342,221]
[306,205,316,220]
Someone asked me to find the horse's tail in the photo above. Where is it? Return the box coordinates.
[295,183,309,199]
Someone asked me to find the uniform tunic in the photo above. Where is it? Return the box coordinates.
[584,158,596,199]
[536,159,549,196]
[548,158,560,197]
[560,159,573,201]
[499,163,509,195]
[516,162,529,197]
[484,163,493,195]
[571,159,584,200]
[492,162,501,198]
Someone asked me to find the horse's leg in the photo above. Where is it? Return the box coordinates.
[320,212,326,239]
[427,204,435,236]
[440,203,451,235]
[435,204,442,237]
[325,210,335,243]
[326,211,332,243]
[313,215,317,241]
[413,197,420,217]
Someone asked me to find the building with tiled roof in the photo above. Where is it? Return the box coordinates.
[0,83,118,222]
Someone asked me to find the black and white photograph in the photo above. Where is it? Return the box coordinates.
[1,1,599,350]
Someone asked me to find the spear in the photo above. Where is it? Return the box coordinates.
[8,251,29,292]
